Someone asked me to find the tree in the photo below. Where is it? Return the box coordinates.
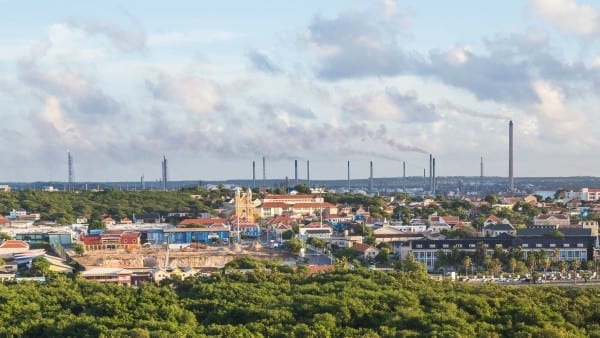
[31,256,50,276]
[284,237,304,254]
[0,232,11,240]
[293,184,311,194]
[73,243,85,256]
[508,257,517,275]
[462,256,472,278]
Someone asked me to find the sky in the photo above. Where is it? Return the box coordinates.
[2,0,600,182]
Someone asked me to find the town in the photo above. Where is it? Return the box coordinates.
[1,182,600,286]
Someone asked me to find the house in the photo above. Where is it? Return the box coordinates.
[135,213,163,224]
[0,184,11,192]
[0,217,10,227]
[483,223,516,237]
[80,267,132,286]
[7,209,27,220]
[235,223,261,238]
[0,240,30,258]
[533,214,570,227]
[298,224,332,241]
[350,243,379,260]
[119,217,133,225]
[102,217,116,226]
[151,267,197,284]
[167,211,193,218]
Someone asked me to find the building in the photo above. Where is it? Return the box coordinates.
[411,235,593,271]
[566,188,600,202]
[164,226,230,244]
[298,223,332,241]
[234,188,258,223]
[0,240,30,258]
[350,243,379,260]
[0,184,11,192]
[80,268,132,286]
[257,194,336,218]
[15,232,72,247]
[483,223,516,237]
[533,214,570,227]
[82,230,141,251]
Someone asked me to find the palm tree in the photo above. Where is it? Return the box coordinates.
[508,257,517,275]
[572,259,581,281]
[557,260,567,277]
[540,254,551,281]
[552,248,560,263]
[463,256,472,278]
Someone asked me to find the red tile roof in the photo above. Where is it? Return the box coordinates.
[264,194,320,200]
[351,243,375,253]
[0,240,29,249]
[260,202,290,208]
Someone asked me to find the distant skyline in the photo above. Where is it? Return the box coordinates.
[2,0,600,181]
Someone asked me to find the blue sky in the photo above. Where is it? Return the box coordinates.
[2,0,600,182]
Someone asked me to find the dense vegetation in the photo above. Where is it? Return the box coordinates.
[0,188,231,224]
[1,268,600,337]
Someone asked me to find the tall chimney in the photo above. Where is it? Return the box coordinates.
[509,120,514,193]
[429,154,433,192]
[369,161,374,192]
[252,161,256,188]
[479,156,483,193]
[307,160,310,188]
[294,159,298,186]
[432,157,436,195]
[262,156,266,188]
[402,161,406,193]
[347,160,351,191]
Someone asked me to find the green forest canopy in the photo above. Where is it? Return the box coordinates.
[1,268,599,337]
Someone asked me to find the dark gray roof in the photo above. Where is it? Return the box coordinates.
[518,227,591,237]
[484,223,515,231]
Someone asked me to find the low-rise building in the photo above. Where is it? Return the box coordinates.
[80,268,132,286]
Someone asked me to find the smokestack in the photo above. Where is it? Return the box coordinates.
[307,160,310,188]
[423,168,426,191]
[67,151,73,191]
[141,175,145,190]
[509,120,514,193]
[262,156,266,188]
[480,156,483,193]
[294,160,298,186]
[347,160,351,191]
[162,155,167,191]
[402,161,406,193]
[252,161,256,188]
[369,161,374,192]
[429,154,433,192]
[285,176,289,193]
[432,157,436,195]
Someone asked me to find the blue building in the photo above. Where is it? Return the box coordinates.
[163,226,230,244]
[15,232,73,247]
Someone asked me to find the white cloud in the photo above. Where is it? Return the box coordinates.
[146,73,221,115]
[531,0,600,36]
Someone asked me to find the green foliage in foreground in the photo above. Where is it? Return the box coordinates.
[1,271,600,337]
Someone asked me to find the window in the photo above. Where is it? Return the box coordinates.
[536,243,542,248]
[442,244,449,248]
[523,244,529,248]
[454,244,463,248]
[429,244,436,249]
[549,243,556,248]
[416,244,423,248]
[577,243,584,248]
[563,243,570,248]
[469,244,476,248]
